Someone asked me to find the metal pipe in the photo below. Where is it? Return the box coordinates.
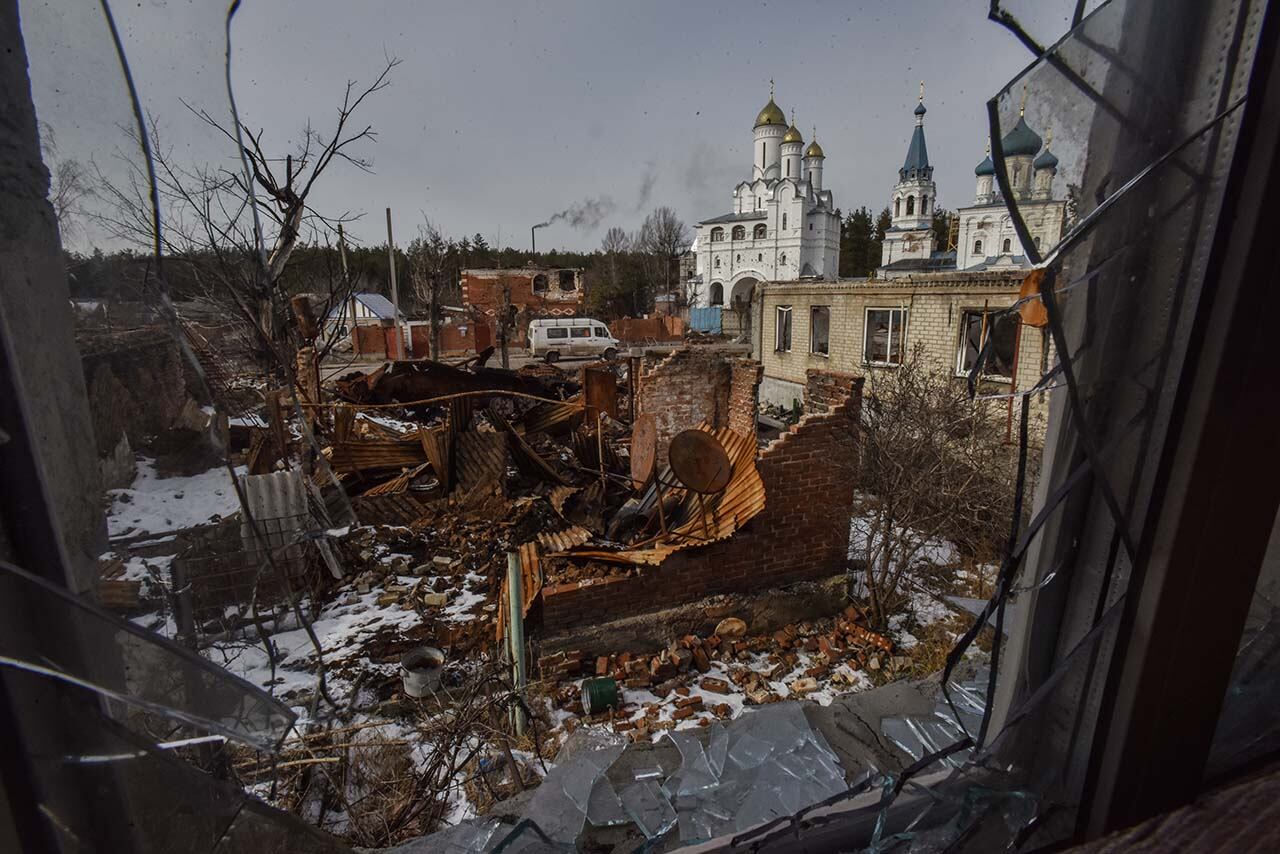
[506,551,527,737]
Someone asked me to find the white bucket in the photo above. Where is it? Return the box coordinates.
[400,646,445,698]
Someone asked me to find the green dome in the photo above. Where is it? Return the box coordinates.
[1000,116,1043,157]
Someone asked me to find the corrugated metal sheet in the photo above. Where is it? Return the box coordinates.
[455,431,507,494]
[556,424,764,566]
[495,541,544,643]
[547,485,579,515]
[325,437,426,474]
[351,492,439,527]
[522,397,584,434]
[360,462,430,496]
[238,469,312,559]
[537,525,593,553]
[490,411,568,485]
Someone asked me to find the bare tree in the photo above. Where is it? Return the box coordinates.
[39,122,91,239]
[91,58,400,372]
[849,347,1023,629]
[637,206,690,307]
[407,219,450,359]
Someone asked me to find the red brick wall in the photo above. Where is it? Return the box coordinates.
[461,270,582,347]
[729,361,763,443]
[805,369,862,415]
[541,376,864,634]
[612,315,684,344]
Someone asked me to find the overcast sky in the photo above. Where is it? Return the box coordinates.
[24,0,1083,253]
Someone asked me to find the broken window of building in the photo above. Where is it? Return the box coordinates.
[558,270,575,291]
[864,307,906,366]
[533,273,548,291]
[956,309,1018,379]
[775,306,792,351]
[710,282,724,304]
[810,305,830,355]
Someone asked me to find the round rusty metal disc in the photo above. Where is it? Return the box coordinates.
[668,430,732,494]
[630,414,657,486]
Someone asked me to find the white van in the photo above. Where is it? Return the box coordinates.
[528,317,620,363]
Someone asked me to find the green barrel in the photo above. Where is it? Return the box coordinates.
[581,677,620,714]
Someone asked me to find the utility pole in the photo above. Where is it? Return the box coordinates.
[385,207,402,359]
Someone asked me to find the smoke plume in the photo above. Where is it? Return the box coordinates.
[535,196,615,231]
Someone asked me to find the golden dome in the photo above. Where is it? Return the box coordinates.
[782,123,803,144]
[754,98,787,128]
[805,138,825,158]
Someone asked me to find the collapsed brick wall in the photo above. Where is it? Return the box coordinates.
[79,330,187,456]
[729,361,763,443]
[637,347,761,461]
[805,368,862,415]
[541,375,865,634]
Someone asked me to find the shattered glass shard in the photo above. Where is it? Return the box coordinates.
[620,779,679,839]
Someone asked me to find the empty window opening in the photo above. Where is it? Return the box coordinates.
[864,308,906,366]
[732,225,746,240]
[810,306,830,356]
[956,309,1018,379]
[711,227,724,242]
[1002,238,1012,253]
[710,283,724,305]
[558,270,575,291]
[775,306,792,352]
[906,196,915,216]
[533,273,548,292]
[753,223,767,239]
[973,239,983,255]
[782,213,787,230]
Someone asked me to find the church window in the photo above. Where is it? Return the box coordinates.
[894,198,901,217]
[782,213,787,230]
[1034,236,1042,249]
[753,223,766,239]
[809,222,814,231]
[1002,238,1012,253]
[973,239,983,255]
[761,142,766,165]
[714,258,721,268]
[922,196,929,214]
[780,253,787,265]
[786,160,790,177]
[710,283,724,305]
[736,254,740,262]
[710,227,724,242]
[757,253,763,261]
[732,225,746,240]
[906,196,915,216]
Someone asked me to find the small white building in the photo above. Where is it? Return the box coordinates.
[688,90,841,315]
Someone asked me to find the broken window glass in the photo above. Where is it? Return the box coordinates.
[810,305,830,355]
[775,305,792,351]
[864,308,906,366]
[957,310,1018,379]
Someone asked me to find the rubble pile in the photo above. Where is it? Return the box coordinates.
[541,606,905,742]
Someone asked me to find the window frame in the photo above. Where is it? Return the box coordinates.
[954,308,1019,382]
[753,223,767,240]
[809,305,830,357]
[569,326,591,339]
[545,327,568,340]
[774,305,792,353]
[862,307,907,367]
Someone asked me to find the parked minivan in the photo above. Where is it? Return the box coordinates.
[528,317,620,362]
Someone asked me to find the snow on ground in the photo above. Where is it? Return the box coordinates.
[105,456,244,538]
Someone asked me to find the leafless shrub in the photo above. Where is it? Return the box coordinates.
[851,346,1027,628]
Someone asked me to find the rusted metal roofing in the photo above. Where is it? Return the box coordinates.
[495,541,544,643]
[489,411,568,485]
[522,397,584,435]
[324,437,426,474]
[455,431,507,494]
[360,462,430,496]
[547,484,579,515]
[552,424,764,566]
[350,493,439,527]
[537,525,593,553]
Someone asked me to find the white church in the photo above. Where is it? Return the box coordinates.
[687,88,842,311]
[879,89,1067,278]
